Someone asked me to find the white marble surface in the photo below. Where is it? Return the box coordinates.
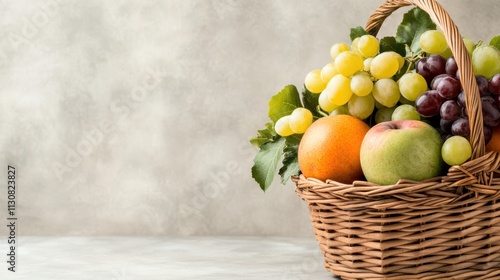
[0,236,338,280]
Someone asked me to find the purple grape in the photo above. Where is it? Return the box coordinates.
[482,99,500,127]
[440,100,461,121]
[445,57,458,76]
[484,125,493,145]
[481,95,495,105]
[476,75,489,96]
[426,55,447,76]
[416,58,434,85]
[436,76,461,99]
[416,55,447,85]
[415,90,445,117]
[436,127,449,142]
[440,118,453,133]
[442,134,452,142]
[490,74,500,95]
[431,74,450,90]
[494,94,500,108]
[456,69,461,80]
[462,106,468,117]
[457,91,466,107]
[451,118,470,137]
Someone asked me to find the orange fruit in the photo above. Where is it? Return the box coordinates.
[298,115,370,183]
[486,125,500,152]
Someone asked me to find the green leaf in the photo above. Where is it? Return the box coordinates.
[379,36,406,57]
[490,36,500,51]
[268,85,302,123]
[350,26,369,41]
[250,122,276,147]
[396,7,436,55]
[301,87,321,118]
[285,134,302,146]
[279,141,300,184]
[251,138,286,191]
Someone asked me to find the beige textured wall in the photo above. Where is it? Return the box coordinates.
[1,0,499,236]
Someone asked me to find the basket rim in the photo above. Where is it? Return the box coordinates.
[294,150,500,200]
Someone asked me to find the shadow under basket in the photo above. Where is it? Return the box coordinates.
[294,0,500,279]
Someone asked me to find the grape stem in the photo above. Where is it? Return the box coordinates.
[316,105,329,117]
[403,44,425,75]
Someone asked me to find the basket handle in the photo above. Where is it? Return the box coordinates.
[365,0,485,160]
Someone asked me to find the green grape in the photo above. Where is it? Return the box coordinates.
[463,37,476,57]
[420,30,448,54]
[398,72,428,101]
[274,116,294,136]
[472,45,500,79]
[439,37,476,59]
[351,38,361,55]
[289,108,313,134]
[319,91,338,112]
[375,106,396,123]
[399,94,414,106]
[348,94,375,120]
[358,35,379,58]
[375,99,384,109]
[391,104,420,121]
[334,51,364,77]
[370,52,399,79]
[326,74,353,105]
[330,43,350,60]
[387,51,404,70]
[350,72,373,96]
[441,136,472,166]
[372,78,400,107]
[330,104,349,116]
[304,69,327,93]
[439,47,453,59]
[363,57,373,72]
[320,62,338,83]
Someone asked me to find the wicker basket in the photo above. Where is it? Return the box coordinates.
[294,0,500,279]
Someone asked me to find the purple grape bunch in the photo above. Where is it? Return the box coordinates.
[415,54,500,144]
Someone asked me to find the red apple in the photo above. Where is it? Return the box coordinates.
[360,120,443,185]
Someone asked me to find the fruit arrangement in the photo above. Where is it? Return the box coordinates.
[250,7,500,191]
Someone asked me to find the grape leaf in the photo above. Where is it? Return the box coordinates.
[350,26,369,41]
[250,122,276,147]
[301,87,321,118]
[268,85,302,123]
[490,36,500,51]
[279,143,300,184]
[251,137,286,191]
[379,36,406,57]
[286,134,302,146]
[396,7,436,55]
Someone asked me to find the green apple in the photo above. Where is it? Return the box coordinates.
[360,120,443,185]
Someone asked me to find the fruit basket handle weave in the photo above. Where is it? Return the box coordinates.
[366,0,485,159]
